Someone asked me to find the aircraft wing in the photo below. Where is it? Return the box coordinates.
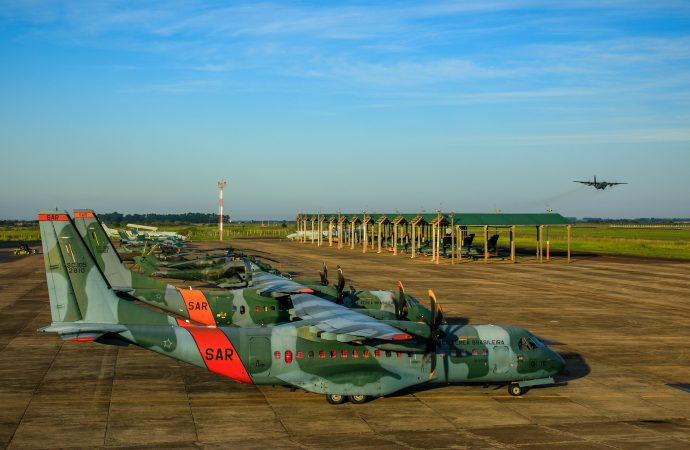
[251,269,314,296]
[608,182,627,185]
[287,293,412,342]
[574,180,594,185]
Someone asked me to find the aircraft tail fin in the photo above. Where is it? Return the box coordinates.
[38,211,119,325]
[39,211,175,333]
[74,210,131,287]
[134,254,159,275]
[74,209,169,290]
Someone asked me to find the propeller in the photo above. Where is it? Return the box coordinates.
[394,281,409,320]
[319,263,329,286]
[335,266,346,301]
[425,289,445,379]
[242,257,253,286]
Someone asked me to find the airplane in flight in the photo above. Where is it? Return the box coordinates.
[574,175,628,190]
[39,210,565,403]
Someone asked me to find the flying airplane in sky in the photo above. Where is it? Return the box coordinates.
[39,210,565,403]
[574,175,628,190]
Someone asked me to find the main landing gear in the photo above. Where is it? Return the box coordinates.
[509,383,524,396]
[325,394,371,404]
[326,394,346,405]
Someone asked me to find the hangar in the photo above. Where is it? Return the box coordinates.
[295,212,572,263]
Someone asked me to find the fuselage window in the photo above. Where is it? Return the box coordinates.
[385,351,392,358]
[330,350,337,358]
[307,350,314,358]
[472,348,478,356]
[240,305,245,315]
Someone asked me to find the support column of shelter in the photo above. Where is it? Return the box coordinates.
[328,218,334,247]
[317,216,323,246]
[302,217,307,243]
[436,220,442,264]
[393,222,398,255]
[567,224,572,263]
[484,225,489,262]
[431,223,436,262]
[377,221,382,253]
[362,215,369,254]
[510,225,516,262]
[545,225,550,262]
[538,225,544,263]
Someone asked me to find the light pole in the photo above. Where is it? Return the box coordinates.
[218,180,227,241]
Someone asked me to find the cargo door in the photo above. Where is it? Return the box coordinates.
[492,345,511,374]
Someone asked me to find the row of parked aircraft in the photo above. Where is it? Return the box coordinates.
[37,209,565,404]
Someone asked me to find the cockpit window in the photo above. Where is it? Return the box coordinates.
[529,335,545,348]
[519,337,539,350]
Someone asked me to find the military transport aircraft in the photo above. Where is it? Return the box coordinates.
[73,210,431,327]
[40,210,565,403]
[574,175,627,190]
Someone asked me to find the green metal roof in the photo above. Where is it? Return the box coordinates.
[452,213,571,226]
[298,212,570,226]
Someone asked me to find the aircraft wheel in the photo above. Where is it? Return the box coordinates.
[509,383,523,396]
[349,394,369,404]
[326,394,347,405]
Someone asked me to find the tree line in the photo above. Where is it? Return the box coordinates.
[99,212,229,225]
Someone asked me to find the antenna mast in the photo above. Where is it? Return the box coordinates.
[218,180,227,241]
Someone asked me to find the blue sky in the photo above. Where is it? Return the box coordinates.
[1,1,689,220]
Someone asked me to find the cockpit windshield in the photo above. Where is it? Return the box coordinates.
[518,336,542,351]
[529,334,546,348]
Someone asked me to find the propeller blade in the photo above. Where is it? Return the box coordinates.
[395,281,408,320]
[427,289,446,379]
[319,263,329,286]
[336,266,345,300]
[242,258,253,286]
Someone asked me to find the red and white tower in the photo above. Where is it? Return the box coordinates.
[218,180,227,241]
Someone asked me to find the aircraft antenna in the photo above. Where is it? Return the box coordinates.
[218,180,227,241]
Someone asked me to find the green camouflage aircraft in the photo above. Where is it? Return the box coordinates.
[135,252,249,289]
[73,210,431,327]
[40,210,565,403]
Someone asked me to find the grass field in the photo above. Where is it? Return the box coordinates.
[0,224,296,243]
[2,223,688,260]
[492,225,690,260]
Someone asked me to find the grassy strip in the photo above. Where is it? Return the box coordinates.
[2,224,688,259]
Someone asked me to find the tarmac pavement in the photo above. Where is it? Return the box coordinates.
[0,240,688,449]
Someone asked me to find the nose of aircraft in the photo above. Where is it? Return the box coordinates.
[550,349,566,374]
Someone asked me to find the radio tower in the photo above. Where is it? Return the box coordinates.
[218,180,227,241]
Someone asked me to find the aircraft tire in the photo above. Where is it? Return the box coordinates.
[348,394,369,404]
[509,383,523,396]
[326,394,347,405]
